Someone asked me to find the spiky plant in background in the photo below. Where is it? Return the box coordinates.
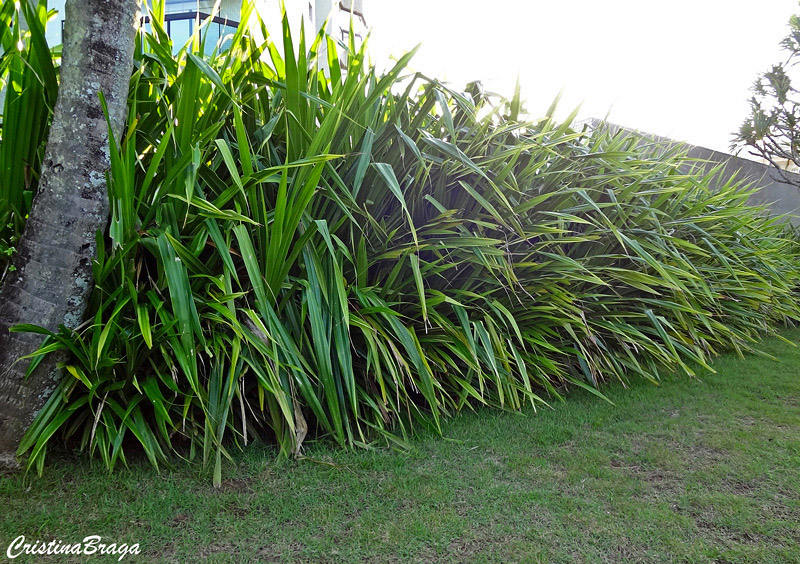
[2,1,799,485]
[0,1,59,278]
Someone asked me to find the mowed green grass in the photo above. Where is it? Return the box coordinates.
[1,331,798,564]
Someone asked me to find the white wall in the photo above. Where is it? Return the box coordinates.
[254,0,367,40]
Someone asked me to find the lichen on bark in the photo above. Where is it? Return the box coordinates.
[0,0,141,471]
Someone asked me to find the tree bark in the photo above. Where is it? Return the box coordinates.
[0,0,139,471]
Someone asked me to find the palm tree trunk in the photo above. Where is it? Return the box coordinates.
[0,0,140,471]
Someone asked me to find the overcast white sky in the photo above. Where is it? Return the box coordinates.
[367,1,799,155]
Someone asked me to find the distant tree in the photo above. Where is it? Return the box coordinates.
[734,13,800,187]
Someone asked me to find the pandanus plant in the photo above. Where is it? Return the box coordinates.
[3,1,798,485]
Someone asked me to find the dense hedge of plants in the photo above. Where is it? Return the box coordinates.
[3,2,799,484]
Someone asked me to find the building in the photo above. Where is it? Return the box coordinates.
[0,0,365,123]
[44,0,366,54]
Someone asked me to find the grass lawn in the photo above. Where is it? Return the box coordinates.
[1,331,798,564]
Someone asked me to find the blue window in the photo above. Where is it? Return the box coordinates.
[50,1,238,52]
[164,12,239,55]
[167,17,193,54]
[165,0,201,13]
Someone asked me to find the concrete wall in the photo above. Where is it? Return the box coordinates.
[681,145,800,224]
[584,120,800,226]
